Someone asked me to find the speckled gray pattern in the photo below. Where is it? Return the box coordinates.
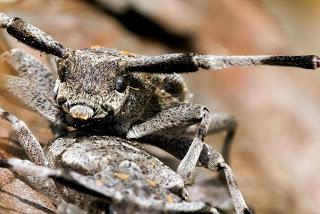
[2,49,56,100]
[4,15,68,58]
[8,12,320,213]
[46,136,185,192]
[0,75,61,123]
[0,108,46,165]
[0,138,219,213]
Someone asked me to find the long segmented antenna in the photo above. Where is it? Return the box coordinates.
[1,13,318,72]
[0,13,69,58]
[126,53,320,73]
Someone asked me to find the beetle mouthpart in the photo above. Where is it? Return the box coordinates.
[69,105,94,120]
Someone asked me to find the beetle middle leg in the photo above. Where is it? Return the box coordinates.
[127,103,209,185]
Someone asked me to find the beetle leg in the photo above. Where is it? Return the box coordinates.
[140,135,252,214]
[127,103,209,185]
[0,76,62,125]
[1,49,56,100]
[180,112,237,163]
[0,158,222,213]
[0,107,46,165]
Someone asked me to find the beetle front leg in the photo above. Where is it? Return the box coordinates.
[127,103,209,185]
[1,49,56,99]
[183,112,237,163]
[0,107,46,165]
[200,144,252,214]
[0,108,63,205]
[177,107,209,185]
[0,49,62,125]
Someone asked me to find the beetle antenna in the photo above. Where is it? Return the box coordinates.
[126,53,320,74]
[0,13,70,58]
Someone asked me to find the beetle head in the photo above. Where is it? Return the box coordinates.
[54,48,131,125]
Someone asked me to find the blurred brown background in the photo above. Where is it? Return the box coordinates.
[0,0,320,213]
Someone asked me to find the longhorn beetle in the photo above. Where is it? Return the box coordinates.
[0,13,319,214]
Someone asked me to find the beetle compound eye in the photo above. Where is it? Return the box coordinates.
[115,76,127,93]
